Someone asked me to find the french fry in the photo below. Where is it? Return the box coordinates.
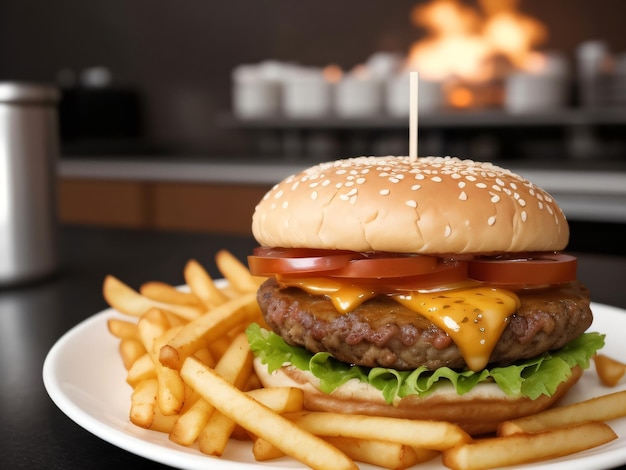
[130,378,158,428]
[196,332,255,455]
[254,436,438,469]
[126,353,156,387]
[184,259,229,310]
[103,275,202,321]
[119,338,146,370]
[206,334,232,362]
[215,250,265,294]
[180,356,358,470]
[498,389,626,436]
[285,411,471,451]
[152,327,187,416]
[169,332,253,447]
[140,281,202,308]
[199,384,303,457]
[594,354,626,387]
[252,436,285,461]
[137,308,170,350]
[169,394,216,446]
[192,347,216,368]
[326,437,438,469]
[158,292,259,370]
[136,310,186,415]
[443,422,617,470]
[215,387,305,458]
[246,387,304,414]
[198,410,236,456]
[150,409,180,434]
[107,318,140,340]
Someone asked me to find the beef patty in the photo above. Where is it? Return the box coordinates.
[257,278,593,370]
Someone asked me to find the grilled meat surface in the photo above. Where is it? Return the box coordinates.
[257,278,593,370]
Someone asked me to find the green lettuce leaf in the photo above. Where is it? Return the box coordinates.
[246,323,605,402]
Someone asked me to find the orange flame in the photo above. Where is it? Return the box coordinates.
[407,0,548,98]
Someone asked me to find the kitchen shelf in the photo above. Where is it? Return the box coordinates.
[218,108,626,130]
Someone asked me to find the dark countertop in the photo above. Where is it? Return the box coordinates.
[1,225,625,469]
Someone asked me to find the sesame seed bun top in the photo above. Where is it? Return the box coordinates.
[251,156,569,254]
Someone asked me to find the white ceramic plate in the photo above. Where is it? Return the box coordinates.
[43,302,626,470]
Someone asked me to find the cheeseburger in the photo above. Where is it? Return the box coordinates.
[246,156,604,435]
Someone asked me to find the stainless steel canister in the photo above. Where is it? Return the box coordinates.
[0,82,60,285]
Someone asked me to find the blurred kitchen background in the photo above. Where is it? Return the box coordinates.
[1,0,625,253]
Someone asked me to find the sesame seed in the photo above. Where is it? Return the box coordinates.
[459,191,468,201]
[490,194,500,203]
[274,190,284,199]
[311,191,318,200]
[521,210,527,221]
[431,176,442,183]
[458,181,466,188]
[476,183,487,189]
[406,200,417,208]
[282,201,289,209]
[411,184,421,190]
[518,198,526,207]
[444,225,452,237]
[488,215,497,226]
[380,189,390,196]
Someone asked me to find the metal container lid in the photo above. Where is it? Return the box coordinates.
[0,82,59,104]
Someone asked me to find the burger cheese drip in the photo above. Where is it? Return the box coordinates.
[395,288,520,372]
[278,276,520,372]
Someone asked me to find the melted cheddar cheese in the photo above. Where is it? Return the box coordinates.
[278,276,521,372]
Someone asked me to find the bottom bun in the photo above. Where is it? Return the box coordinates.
[253,358,583,436]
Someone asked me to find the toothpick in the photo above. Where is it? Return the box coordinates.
[409,71,418,162]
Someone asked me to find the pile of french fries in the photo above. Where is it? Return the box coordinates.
[104,249,626,470]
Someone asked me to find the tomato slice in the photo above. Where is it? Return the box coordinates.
[468,253,577,286]
[325,253,439,279]
[248,247,441,279]
[278,260,469,293]
[341,260,470,291]
[248,247,358,276]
